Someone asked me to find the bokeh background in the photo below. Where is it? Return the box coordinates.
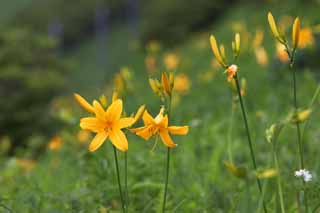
[1,0,320,212]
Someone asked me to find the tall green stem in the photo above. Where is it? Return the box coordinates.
[290,53,308,213]
[124,151,129,212]
[234,75,268,213]
[162,95,172,212]
[113,146,126,213]
[273,144,285,213]
[162,147,171,212]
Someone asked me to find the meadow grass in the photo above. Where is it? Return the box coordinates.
[1,1,320,212]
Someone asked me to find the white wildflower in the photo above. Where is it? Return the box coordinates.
[294,169,312,182]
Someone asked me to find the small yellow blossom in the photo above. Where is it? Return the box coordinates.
[146,40,161,54]
[48,136,63,151]
[114,73,125,95]
[77,130,91,143]
[145,55,157,73]
[16,159,36,172]
[252,30,264,48]
[298,27,314,48]
[163,53,179,70]
[75,94,134,152]
[225,65,238,82]
[174,73,191,94]
[130,107,188,148]
[255,47,269,66]
[276,43,289,62]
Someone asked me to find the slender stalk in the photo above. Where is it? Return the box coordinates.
[273,144,285,213]
[289,52,309,213]
[162,147,171,212]
[234,75,268,213]
[124,151,129,213]
[162,94,172,212]
[113,146,125,213]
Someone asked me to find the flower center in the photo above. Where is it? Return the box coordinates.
[103,121,113,133]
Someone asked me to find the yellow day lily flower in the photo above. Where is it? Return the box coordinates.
[130,107,189,148]
[74,93,134,152]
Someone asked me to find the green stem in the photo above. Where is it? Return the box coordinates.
[292,62,304,169]
[273,145,285,213]
[162,94,172,212]
[290,53,308,213]
[162,147,171,212]
[234,75,268,213]
[113,146,125,213]
[124,151,129,213]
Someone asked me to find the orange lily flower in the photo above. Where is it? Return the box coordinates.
[225,64,238,82]
[74,93,134,152]
[130,107,189,148]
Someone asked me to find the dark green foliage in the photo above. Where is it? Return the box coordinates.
[140,0,233,44]
[0,29,68,149]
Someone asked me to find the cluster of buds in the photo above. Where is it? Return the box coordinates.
[267,12,301,55]
[149,71,175,101]
[210,33,240,82]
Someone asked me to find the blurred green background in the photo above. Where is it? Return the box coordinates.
[1,0,320,212]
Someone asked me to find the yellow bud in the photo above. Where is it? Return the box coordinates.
[267,12,285,43]
[132,105,146,125]
[210,35,227,68]
[74,93,95,113]
[256,169,278,179]
[224,161,247,179]
[161,72,171,97]
[149,78,159,93]
[112,91,118,103]
[231,41,235,54]
[268,12,280,38]
[219,44,227,63]
[235,33,240,54]
[240,78,246,97]
[169,72,175,89]
[291,109,312,123]
[292,17,300,50]
[99,94,108,108]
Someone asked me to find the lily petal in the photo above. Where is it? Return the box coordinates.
[119,117,135,128]
[109,129,128,151]
[132,126,155,140]
[80,117,104,132]
[93,100,106,121]
[159,129,177,148]
[74,93,95,113]
[159,115,168,128]
[142,110,154,125]
[106,99,123,122]
[89,132,108,152]
[168,126,189,135]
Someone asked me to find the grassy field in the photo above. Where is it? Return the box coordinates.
[1,1,320,212]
